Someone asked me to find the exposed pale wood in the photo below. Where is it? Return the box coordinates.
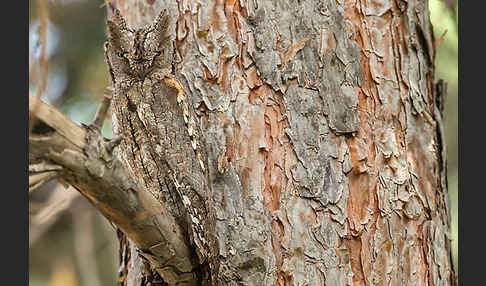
[29,171,59,192]
[29,95,86,149]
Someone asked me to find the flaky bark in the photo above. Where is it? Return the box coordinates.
[29,0,456,285]
[111,0,455,285]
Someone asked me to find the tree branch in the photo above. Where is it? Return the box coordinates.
[28,95,201,285]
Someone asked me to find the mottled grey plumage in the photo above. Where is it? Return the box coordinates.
[104,7,218,284]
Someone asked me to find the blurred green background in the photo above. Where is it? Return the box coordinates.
[28,0,458,284]
[429,0,458,273]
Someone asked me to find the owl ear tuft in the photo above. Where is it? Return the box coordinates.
[108,4,128,27]
[107,5,128,42]
[152,9,171,39]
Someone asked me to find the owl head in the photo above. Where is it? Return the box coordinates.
[105,7,173,82]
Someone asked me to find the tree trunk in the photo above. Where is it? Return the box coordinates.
[110,0,455,285]
[34,0,456,285]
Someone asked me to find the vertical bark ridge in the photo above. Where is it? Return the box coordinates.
[342,0,455,285]
[111,0,454,284]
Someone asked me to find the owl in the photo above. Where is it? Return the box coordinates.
[105,7,173,90]
[104,6,219,285]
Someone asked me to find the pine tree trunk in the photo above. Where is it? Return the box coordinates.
[112,0,455,285]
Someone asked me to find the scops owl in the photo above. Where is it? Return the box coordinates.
[104,6,218,285]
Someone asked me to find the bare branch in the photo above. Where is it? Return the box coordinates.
[29,171,59,193]
[29,95,86,149]
[91,87,113,130]
[29,95,201,284]
[105,134,122,153]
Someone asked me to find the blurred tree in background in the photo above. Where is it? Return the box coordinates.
[29,1,116,285]
[28,0,458,284]
[429,0,458,271]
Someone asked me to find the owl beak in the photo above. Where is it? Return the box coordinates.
[139,69,151,81]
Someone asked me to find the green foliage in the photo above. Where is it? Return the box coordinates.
[429,0,458,272]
